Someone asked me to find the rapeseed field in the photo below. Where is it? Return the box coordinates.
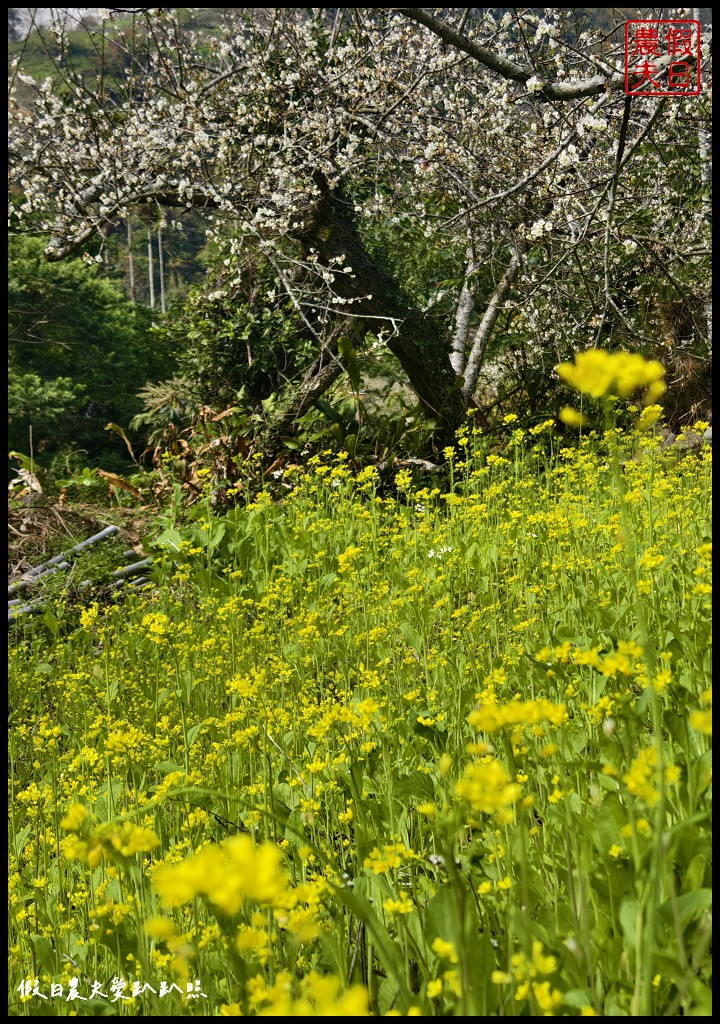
[9,383,711,1015]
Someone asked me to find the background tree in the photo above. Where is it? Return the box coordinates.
[9,8,712,455]
[8,235,169,472]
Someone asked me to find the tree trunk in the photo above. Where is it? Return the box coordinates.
[450,246,480,375]
[297,175,467,448]
[461,239,525,402]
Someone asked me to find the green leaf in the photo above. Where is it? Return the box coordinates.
[9,450,38,473]
[377,976,402,1016]
[283,809,307,849]
[424,884,493,1012]
[465,927,498,1015]
[689,750,712,801]
[315,398,344,426]
[94,780,123,823]
[399,621,423,654]
[152,527,184,554]
[338,334,361,393]
[206,520,226,554]
[425,884,461,947]
[13,825,33,861]
[392,772,436,803]
[179,669,193,702]
[186,724,203,749]
[619,896,638,951]
[330,884,410,1012]
[554,625,579,641]
[562,989,596,1009]
[685,980,712,1015]
[409,711,447,749]
[30,934,60,975]
[657,889,712,931]
[682,852,708,894]
[42,607,60,638]
[80,1000,117,1016]
[105,422,137,463]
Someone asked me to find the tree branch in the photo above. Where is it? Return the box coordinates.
[462,239,526,402]
[398,8,625,100]
[449,245,480,375]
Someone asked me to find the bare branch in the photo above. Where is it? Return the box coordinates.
[449,245,480,375]
[462,241,526,402]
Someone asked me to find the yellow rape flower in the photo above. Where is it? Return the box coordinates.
[690,689,712,735]
[106,725,147,756]
[382,893,415,916]
[79,602,99,630]
[364,842,415,875]
[431,937,458,963]
[468,699,566,732]
[637,404,663,431]
[455,760,521,817]
[426,979,443,998]
[623,747,680,805]
[64,821,158,867]
[559,406,587,428]
[557,349,665,403]
[533,980,562,1013]
[60,803,87,832]
[153,835,288,915]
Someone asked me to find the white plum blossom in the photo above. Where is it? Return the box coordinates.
[7,8,711,425]
[557,144,579,168]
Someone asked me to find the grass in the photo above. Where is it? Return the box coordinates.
[8,417,712,1016]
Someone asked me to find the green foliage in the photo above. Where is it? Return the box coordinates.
[8,371,87,443]
[8,235,173,472]
[8,14,112,85]
[158,255,314,410]
[99,210,209,307]
[359,185,467,315]
[129,378,198,449]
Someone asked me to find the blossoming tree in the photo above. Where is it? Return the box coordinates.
[9,8,711,446]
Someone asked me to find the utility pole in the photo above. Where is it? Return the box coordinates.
[147,224,155,308]
[127,219,136,303]
[157,223,166,313]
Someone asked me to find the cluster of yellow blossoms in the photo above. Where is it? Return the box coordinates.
[557,349,666,429]
[152,835,288,915]
[557,349,665,402]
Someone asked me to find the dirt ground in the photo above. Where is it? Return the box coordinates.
[7,501,154,581]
